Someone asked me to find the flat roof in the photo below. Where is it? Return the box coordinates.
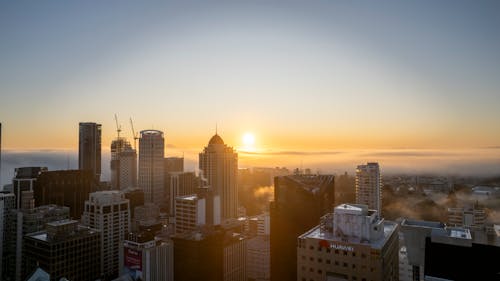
[299,221,398,250]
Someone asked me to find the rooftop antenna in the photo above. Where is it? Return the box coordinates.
[130,118,139,150]
[114,114,122,139]
[215,122,218,135]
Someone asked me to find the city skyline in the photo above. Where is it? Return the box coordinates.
[1,1,500,152]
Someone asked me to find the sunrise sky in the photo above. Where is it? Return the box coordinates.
[1,1,500,181]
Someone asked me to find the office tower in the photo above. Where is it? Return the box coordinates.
[270,174,335,281]
[175,194,206,234]
[167,172,199,215]
[165,157,184,173]
[246,235,270,281]
[12,167,47,209]
[245,213,270,281]
[297,204,399,281]
[173,227,246,281]
[122,231,174,281]
[356,162,382,216]
[0,192,15,278]
[133,203,161,231]
[173,230,225,281]
[34,169,95,219]
[23,220,101,281]
[138,130,165,206]
[79,122,102,182]
[3,204,70,281]
[123,188,145,219]
[111,138,137,190]
[82,191,130,280]
[199,133,238,221]
[223,233,247,281]
[401,219,500,281]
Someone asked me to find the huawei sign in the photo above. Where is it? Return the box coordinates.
[318,240,354,252]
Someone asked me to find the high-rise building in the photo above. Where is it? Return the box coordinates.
[173,227,246,281]
[297,204,399,281]
[356,162,382,216]
[401,219,500,281]
[175,194,206,234]
[199,133,238,221]
[165,157,184,174]
[270,174,335,281]
[79,122,102,182]
[167,172,199,215]
[12,167,47,209]
[111,138,137,190]
[34,169,96,219]
[123,188,145,219]
[3,204,70,281]
[0,192,15,278]
[23,219,101,281]
[138,130,165,207]
[246,235,270,281]
[121,231,174,281]
[82,191,130,280]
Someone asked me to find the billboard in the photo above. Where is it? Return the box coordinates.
[124,247,143,280]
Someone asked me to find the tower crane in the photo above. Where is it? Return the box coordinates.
[130,118,139,150]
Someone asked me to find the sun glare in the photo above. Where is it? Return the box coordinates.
[242,132,255,148]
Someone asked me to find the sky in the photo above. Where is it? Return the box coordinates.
[1,1,500,183]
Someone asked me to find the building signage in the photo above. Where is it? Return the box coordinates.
[124,247,143,280]
[319,240,354,252]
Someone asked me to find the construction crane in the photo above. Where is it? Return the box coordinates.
[130,118,139,150]
[114,114,122,139]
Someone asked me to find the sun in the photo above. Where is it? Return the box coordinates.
[242,132,255,147]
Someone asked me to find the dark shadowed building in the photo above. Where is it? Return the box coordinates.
[79,122,102,182]
[270,174,335,281]
[35,170,96,219]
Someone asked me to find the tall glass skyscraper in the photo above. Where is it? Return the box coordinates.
[78,122,102,182]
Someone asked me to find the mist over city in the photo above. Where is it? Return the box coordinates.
[1,1,500,281]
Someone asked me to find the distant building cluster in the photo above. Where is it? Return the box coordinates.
[0,121,499,281]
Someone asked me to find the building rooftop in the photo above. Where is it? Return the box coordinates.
[208,134,224,145]
[299,221,398,250]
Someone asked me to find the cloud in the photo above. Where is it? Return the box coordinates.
[240,150,343,156]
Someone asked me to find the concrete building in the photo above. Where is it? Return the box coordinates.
[12,167,47,209]
[23,219,101,281]
[3,204,70,281]
[111,138,137,190]
[34,169,96,219]
[356,162,382,216]
[401,219,500,281]
[270,174,335,281]
[0,192,15,278]
[175,194,206,234]
[199,133,238,221]
[79,122,102,182]
[297,204,399,281]
[173,227,246,281]
[122,231,173,281]
[82,191,131,280]
[246,235,270,281]
[133,203,161,231]
[165,157,184,174]
[138,130,165,207]
[166,171,199,216]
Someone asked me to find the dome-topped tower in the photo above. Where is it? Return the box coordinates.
[208,134,224,145]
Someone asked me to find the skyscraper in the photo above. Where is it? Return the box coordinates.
[79,122,102,182]
[199,133,238,221]
[111,138,137,190]
[23,220,101,281]
[81,191,130,280]
[138,130,165,206]
[356,162,382,216]
[270,174,335,281]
